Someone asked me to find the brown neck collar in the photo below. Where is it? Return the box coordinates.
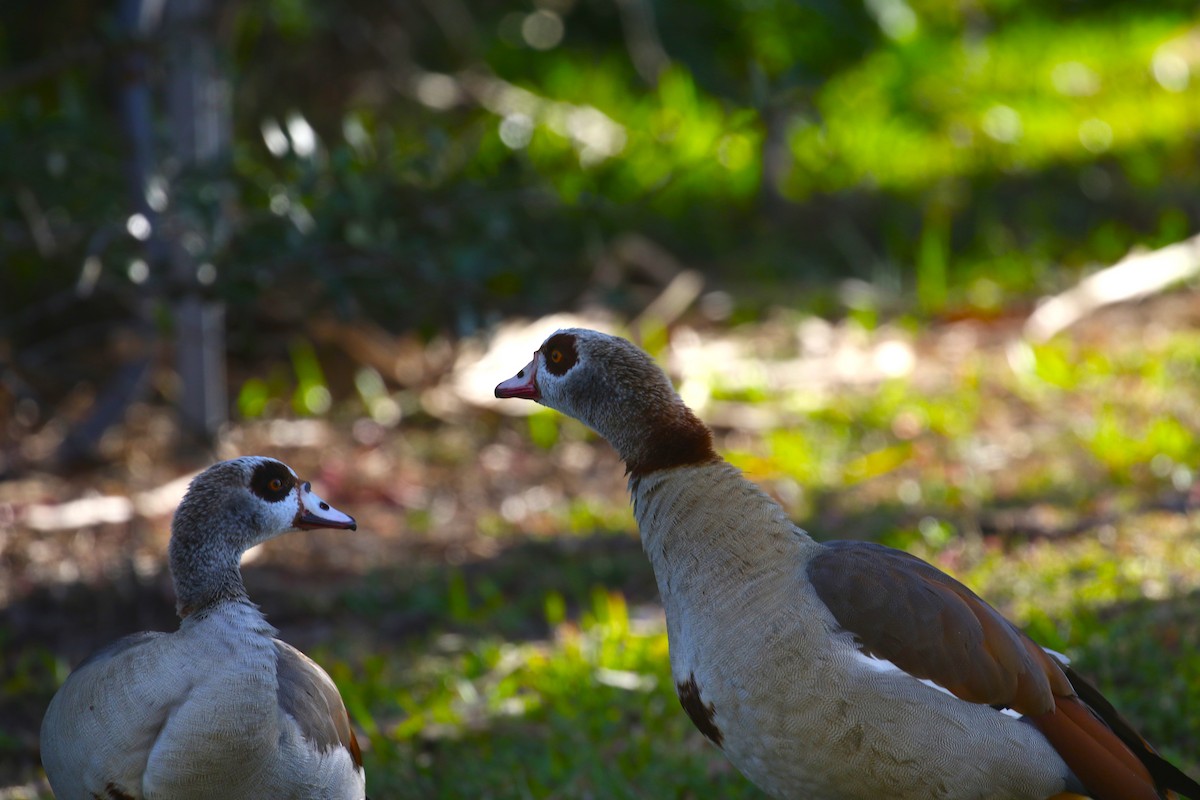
[624,403,720,478]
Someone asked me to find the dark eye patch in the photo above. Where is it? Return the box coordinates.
[541,332,579,376]
[250,461,295,503]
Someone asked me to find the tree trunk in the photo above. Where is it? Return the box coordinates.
[165,0,229,441]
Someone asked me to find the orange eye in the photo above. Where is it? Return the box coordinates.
[268,478,284,492]
[549,350,563,364]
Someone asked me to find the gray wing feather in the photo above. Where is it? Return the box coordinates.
[273,640,363,768]
[807,540,1069,715]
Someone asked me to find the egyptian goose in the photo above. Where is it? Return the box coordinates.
[495,328,1200,800]
[40,457,366,800]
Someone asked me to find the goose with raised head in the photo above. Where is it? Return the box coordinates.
[41,456,366,800]
[496,328,1200,800]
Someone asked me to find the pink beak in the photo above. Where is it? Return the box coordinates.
[495,356,541,400]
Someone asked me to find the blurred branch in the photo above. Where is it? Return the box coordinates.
[614,0,670,85]
[55,0,164,467]
[56,351,154,467]
[1025,233,1200,342]
[978,492,1200,541]
[415,0,481,61]
[15,187,58,258]
[585,234,702,331]
[760,105,791,213]
[164,0,230,442]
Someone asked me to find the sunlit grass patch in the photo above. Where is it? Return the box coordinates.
[321,497,1200,796]
[327,590,764,799]
[892,508,1200,772]
[786,13,1200,195]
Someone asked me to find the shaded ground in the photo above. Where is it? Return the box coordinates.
[3,293,1200,796]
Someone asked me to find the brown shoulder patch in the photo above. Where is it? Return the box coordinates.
[99,783,136,800]
[677,673,723,748]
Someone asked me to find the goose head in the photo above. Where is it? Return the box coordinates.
[168,456,356,617]
[495,328,716,476]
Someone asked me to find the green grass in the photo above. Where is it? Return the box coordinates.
[7,313,1200,798]
[326,314,1200,796]
[325,589,763,799]
[317,506,1200,797]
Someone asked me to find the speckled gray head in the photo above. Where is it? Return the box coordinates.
[168,456,357,617]
[494,329,717,477]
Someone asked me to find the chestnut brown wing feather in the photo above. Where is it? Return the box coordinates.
[807,540,1069,714]
[808,541,1198,800]
[1059,665,1200,798]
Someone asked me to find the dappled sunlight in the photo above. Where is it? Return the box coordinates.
[313,588,760,799]
[915,512,1200,630]
[1024,233,1200,341]
[4,298,1200,793]
[787,15,1200,196]
[407,69,629,167]
[5,0,1200,793]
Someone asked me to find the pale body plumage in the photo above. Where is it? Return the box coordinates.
[42,605,362,800]
[632,463,1072,799]
[40,456,365,800]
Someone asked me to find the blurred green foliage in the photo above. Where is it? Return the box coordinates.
[3,0,1199,361]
